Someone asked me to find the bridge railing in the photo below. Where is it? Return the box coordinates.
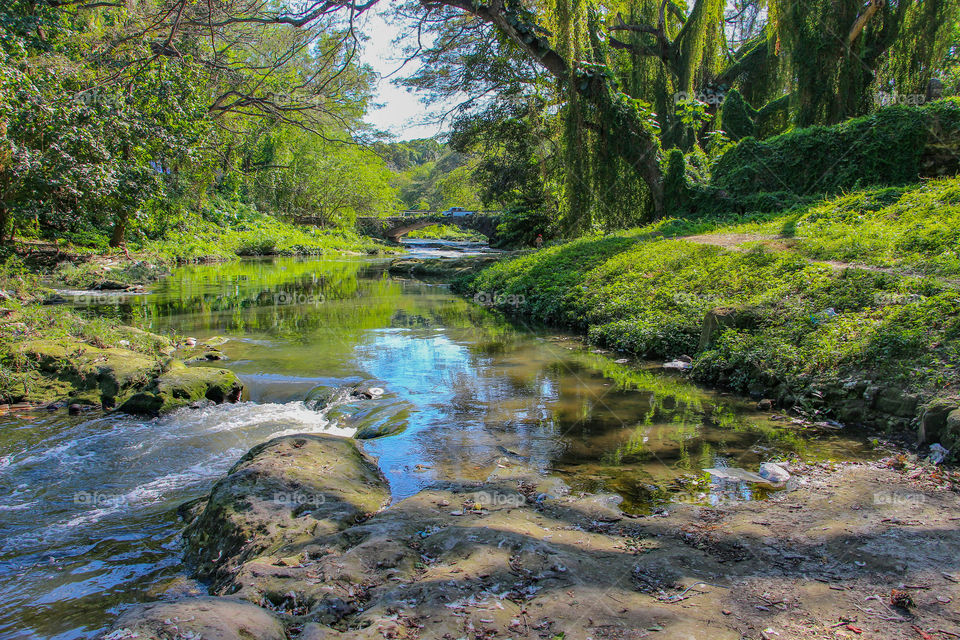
[394,210,503,217]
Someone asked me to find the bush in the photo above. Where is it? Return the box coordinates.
[492,207,556,249]
[712,99,960,199]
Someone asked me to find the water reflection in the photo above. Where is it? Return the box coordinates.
[0,254,873,639]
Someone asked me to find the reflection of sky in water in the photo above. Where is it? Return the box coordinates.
[354,329,566,500]
[707,478,758,506]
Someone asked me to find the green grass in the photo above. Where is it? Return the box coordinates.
[138,212,395,263]
[740,179,960,277]
[456,179,960,401]
[50,260,171,289]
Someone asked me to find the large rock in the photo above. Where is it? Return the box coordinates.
[16,339,160,408]
[106,597,284,640]
[943,408,960,450]
[12,337,238,415]
[118,362,243,416]
[873,387,919,418]
[918,399,960,445]
[183,434,390,586]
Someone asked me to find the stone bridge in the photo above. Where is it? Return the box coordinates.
[356,213,501,244]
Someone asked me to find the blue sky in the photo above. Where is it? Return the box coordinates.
[359,9,453,141]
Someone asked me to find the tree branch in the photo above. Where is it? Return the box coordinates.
[847,0,883,46]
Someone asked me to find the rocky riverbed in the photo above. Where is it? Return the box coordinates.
[106,432,960,640]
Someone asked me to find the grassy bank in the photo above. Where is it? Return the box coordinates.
[455,177,960,440]
[140,210,393,263]
[0,264,170,403]
[17,201,398,290]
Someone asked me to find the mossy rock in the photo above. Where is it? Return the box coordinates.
[118,363,242,416]
[918,398,960,444]
[14,339,159,406]
[942,408,960,451]
[183,434,390,587]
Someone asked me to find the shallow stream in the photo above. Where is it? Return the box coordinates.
[0,241,873,639]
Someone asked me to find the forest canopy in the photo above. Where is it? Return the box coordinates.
[1,0,958,248]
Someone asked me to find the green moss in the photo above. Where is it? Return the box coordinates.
[119,363,243,415]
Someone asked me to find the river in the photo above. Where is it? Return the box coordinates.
[0,242,872,639]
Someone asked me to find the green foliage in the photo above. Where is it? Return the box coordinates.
[490,207,556,249]
[245,130,397,226]
[385,143,481,212]
[776,0,957,126]
[406,224,485,241]
[0,0,387,251]
[719,89,756,141]
[374,139,444,171]
[138,200,391,262]
[712,100,960,200]
[663,149,693,216]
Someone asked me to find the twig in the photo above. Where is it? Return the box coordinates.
[853,602,907,623]
[866,595,909,622]
[660,581,728,603]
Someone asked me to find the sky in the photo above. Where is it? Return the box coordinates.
[358,9,453,141]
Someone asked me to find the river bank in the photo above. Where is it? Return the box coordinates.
[455,178,960,459]
[107,430,960,640]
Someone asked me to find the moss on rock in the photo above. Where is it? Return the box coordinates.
[118,362,243,415]
[183,434,390,588]
[10,337,242,414]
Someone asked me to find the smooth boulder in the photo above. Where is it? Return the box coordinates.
[106,597,284,640]
[183,434,390,586]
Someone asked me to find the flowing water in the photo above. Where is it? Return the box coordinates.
[0,243,874,639]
